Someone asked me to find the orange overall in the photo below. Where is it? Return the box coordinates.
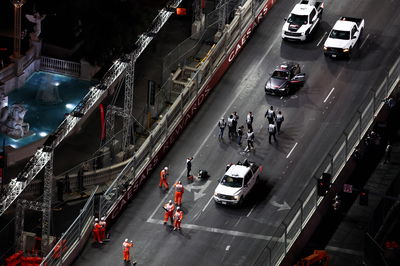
[174,183,184,205]
[159,169,169,189]
[93,222,103,243]
[163,202,175,224]
[99,220,107,241]
[122,241,133,261]
[173,210,184,230]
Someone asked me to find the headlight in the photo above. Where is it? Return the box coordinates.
[343,48,349,53]
[233,195,240,200]
[323,46,327,51]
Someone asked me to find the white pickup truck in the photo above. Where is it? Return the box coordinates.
[214,160,261,205]
[282,0,324,41]
[323,16,365,58]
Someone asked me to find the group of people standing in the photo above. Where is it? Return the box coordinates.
[217,106,285,148]
[218,111,256,151]
[265,106,284,144]
[159,166,185,231]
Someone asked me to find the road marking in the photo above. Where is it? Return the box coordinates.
[316,32,327,47]
[246,205,256,217]
[359,33,369,49]
[225,245,231,251]
[270,200,291,211]
[185,180,212,201]
[286,142,298,158]
[323,87,335,103]
[202,195,214,212]
[147,218,275,241]
[325,245,363,256]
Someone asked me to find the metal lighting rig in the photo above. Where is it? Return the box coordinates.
[106,0,183,152]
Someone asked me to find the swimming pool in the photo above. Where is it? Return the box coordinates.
[0,71,95,149]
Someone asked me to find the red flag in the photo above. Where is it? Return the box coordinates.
[99,104,105,140]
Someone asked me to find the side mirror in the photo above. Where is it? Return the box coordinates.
[352,35,357,39]
[284,18,287,21]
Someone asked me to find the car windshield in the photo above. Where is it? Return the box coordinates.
[220,175,243,188]
[329,30,350,40]
[287,14,308,25]
[272,70,289,79]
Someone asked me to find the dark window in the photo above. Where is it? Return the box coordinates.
[244,171,252,185]
[309,10,316,23]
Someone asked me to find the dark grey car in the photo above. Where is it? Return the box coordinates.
[265,62,306,95]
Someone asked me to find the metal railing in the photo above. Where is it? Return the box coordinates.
[253,59,400,265]
[40,186,98,266]
[40,56,81,77]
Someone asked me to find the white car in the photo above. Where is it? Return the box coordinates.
[214,160,261,205]
[282,0,324,41]
[323,16,365,58]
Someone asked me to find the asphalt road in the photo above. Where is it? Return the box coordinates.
[74,0,400,265]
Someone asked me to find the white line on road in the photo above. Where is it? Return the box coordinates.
[147,218,275,241]
[286,142,298,159]
[246,205,256,217]
[225,245,231,251]
[202,195,214,212]
[323,87,335,103]
[316,32,327,47]
[359,33,370,49]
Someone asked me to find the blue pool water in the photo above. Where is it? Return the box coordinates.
[0,72,95,149]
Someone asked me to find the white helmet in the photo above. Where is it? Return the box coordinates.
[177,207,181,211]
[101,217,105,221]
[125,238,128,242]
[95,218,99,222]
[168,200,172,204]
[164,167,168,170]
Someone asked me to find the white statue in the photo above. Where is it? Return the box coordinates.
[0,103,30,138]
[25,12,46,41]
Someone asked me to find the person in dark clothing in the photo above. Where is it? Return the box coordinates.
[268,123,277,144]
[237,125,244,145]
[186,157,193,177]
[275,111,284,134]
[265,106,276,124]
[227,114,234,139]
[232,112,239,136]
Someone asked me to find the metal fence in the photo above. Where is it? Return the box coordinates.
[40,56,81,77]
[252,59,400,265]
[40,186,98,266]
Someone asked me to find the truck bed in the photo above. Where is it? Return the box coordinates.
[340,16,363,27]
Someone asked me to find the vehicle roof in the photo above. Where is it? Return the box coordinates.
[225,165,250,178]
[333,20,355,31]
[292,4,314,16]
[274,62,297,71]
